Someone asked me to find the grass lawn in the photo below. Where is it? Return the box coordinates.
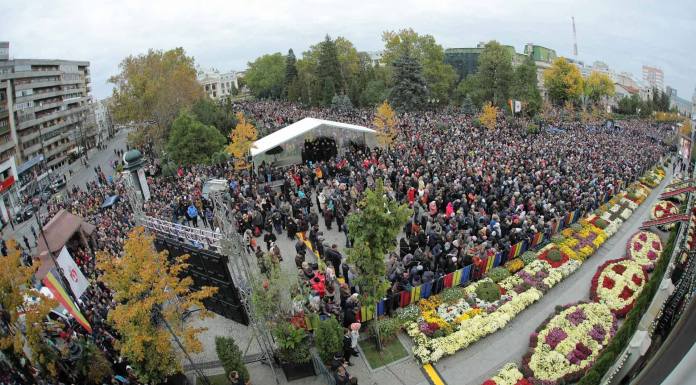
[358,338,409,369]
[197,373,228,385]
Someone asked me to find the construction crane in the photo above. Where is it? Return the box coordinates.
[572,16,578,59]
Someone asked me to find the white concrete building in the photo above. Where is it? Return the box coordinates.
[199,69,240,101]
[93,98,113,146]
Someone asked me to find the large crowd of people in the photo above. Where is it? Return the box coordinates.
[1,99,674,384]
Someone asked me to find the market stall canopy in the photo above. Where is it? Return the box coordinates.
[249,117,375,157]
[35,209,95,278]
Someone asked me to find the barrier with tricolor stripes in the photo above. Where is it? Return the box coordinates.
[295,207,590,323]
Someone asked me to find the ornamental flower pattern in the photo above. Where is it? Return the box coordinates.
[590,258,648,317]
[651,200,678,220]
[626,230,663,270]
[482,363,531,385]
[522,303,617,384]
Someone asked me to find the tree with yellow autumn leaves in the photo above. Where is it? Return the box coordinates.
[226,112,258,160]
[373,101,398,147]
[97,227,217,384]
[0,240,58,376]
[479,102,498,130]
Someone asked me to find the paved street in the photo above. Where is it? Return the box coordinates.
[0,129,128,251]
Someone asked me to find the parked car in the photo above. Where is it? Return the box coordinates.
[50,179,67,192]
[15,204,36,223]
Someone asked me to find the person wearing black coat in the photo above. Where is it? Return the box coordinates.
[342,329,353,365]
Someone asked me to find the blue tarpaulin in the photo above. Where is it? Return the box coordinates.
[101,195,120,209]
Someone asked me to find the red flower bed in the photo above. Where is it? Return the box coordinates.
[537,248,569,268]
[590,258,648,317]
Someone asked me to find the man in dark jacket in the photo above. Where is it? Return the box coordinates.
[325,244,343,277]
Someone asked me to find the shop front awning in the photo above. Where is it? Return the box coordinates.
[17,155,44,175]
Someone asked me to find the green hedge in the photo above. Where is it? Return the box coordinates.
[578,226,678,385]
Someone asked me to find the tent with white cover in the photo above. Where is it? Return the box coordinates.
[250,117,377,168]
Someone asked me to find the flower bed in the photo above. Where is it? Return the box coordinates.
[590,258,648,317]
[651,200,678,220]
[639,167,665,188]
[558,224,607,261]
[408,258,582,363]
[626,230,663,270]
[521,303,617,384]
[482,363,531,385]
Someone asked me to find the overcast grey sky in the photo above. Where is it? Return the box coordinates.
[2,0,694,100]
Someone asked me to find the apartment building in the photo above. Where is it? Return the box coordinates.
[0,42,93,193]
[642,65,664,92]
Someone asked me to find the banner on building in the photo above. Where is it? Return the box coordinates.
[56,246,89,298]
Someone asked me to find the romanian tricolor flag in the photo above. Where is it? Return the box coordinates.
[42,271,92,334]
[566,211,576,225]
[508,242,523,259]
[486,255,495,272]
[531,232,544,248]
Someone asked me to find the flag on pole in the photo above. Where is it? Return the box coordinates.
[42,271,92,333]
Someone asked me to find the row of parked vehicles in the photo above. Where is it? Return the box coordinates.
[13,178,67,223]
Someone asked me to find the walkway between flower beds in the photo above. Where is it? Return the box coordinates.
[432,168,674,385]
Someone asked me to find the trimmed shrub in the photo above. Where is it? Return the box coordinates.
[521,251,537,265]
[475,280,501,303]
[315,316,343,362]
[594,218,610,229]
[547,249,563,262]
[215,336,249,383]
[487,267,511,283]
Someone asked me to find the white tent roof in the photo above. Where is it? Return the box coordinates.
[250,117,375,157]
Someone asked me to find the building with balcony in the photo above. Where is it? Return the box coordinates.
[0,42,93,191]
[198,69,240,101]
[642,65,664,92]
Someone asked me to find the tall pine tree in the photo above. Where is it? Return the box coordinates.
[388,50,427,112]
[471,41,513,108]
[283,49,298,98]
[317,35,343,105]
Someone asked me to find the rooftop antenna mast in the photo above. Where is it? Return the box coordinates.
[572,16,578,59]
